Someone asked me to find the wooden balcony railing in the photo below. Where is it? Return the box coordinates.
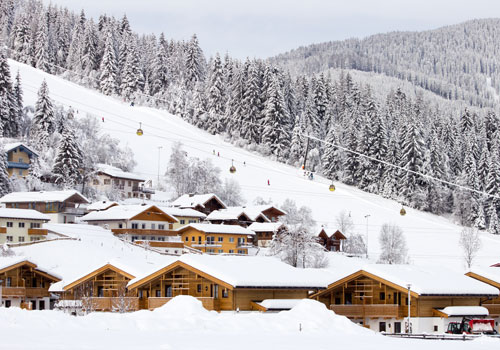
[1,287,50,297]
[25,287,50,298]
[331,304,400,318]
[82,297,139,312]
[28,228,48,235]
[1,287,26,296]
[112,229,177,236]
[135,241,184,248]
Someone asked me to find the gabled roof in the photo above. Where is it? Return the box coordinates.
[4,142,38,158]
[171,193,227,210]
[159,206,207,219]
[315,264,499,298]
[0,208,50,221]
[206,208,252,222]
[248,222,284,233]
[96,164,145,182]
[317,228,347,240]
[466,267,500,289]
[61,263,136,291]
[81,205,178,223]
[0,257,61,282]
[86,200,119,212]
[250,205,287,217]
[177,223,255,235]
[0,190,89,204]
[128,254,332,290]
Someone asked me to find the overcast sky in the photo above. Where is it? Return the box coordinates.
[42,0,500,59]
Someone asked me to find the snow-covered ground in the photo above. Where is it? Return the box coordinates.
[0,296,498,350]
[9,59,500,269]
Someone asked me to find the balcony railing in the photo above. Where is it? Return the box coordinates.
[112,228,177,236]
[82,297,139,311]
[28,228,48,235]
[191,242,223,248]
[135,241,184,249]
[62,207,86,215]
[1,287,50,297]
[330,304,400,318]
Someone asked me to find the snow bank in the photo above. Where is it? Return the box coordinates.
[153,296,211,317]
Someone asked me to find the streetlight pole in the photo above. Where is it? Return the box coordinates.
[157,146,163,188]
[364,214,370,259]
[407,284,412,334]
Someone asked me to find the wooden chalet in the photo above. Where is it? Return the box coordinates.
[206,209,254,226]
[4,142,38,178]
[466,268,500,319]
[127,255,329,311]
[81,205,184,254]
[57,263,138,312]
[0,258,61,310]
[171,193,227,215]
[247,222,285,247]
[312,265,499,333]
[317,228,347,252]
[160,207,207,230]
[178,223,255,255]
[0,190,89,224]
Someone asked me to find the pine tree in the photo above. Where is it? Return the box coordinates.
[30,80,55,150]
[52,126,83,189]
[488,204,500,235]
[81,19,99,79]
[99,27,118,96]
[0,50,15,137]
[185,34,206,90]
[0,141,12,196]
[322,124,342,180]
[206,53,225,134]
[34,17,51,72]
[120,42,142,100]
[240,60,262,143]
[150,36,169,96]
[12,15,31,64]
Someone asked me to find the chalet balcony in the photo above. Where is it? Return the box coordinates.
[7,161,29,169]
[28,228,48,235]
[147,297,217,311]
[82,297,139,312]
[135,241,184,249]
[330,304,400,318]
[0,227,6,234]
[191,242,222,248]
[1,287,50,298]
[112,228,177,236]
[483,304,500,316]
[62,207,86,215]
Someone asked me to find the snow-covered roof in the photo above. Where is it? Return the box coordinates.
[160,207,207,219]
[438,306,489,317]
[3,142,38,157]
[0,256,62,280]
[97,164,145,181]
[0,190,89,204]
[179,223,255,235]
[248,222,284,233]
[81,205,178,222]
[129,254,333,289]
[86,200,119,212]
[258,299,304,310]
[317,227,346,239]
[0,208,50,221]
[350,265,500,296]
[206,208,250,221]
[248,204,286,217]
[468,267,500,286]
[43,223,114,240]
[171,193,226,209]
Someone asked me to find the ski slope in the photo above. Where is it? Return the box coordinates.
[9,59,500,269]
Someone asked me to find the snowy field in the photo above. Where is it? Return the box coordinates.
[0,296,498,350]
[9,59,500,269]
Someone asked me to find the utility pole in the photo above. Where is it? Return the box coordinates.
[364,214,370,259]
[407,284,412,334]
[157,146,163,188]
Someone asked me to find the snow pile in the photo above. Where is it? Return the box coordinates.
[153,295,211,317]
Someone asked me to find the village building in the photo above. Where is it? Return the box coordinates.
[4,142,38,178]
[0,190,89,224]
[127,254,330,311]
[0,208,50,244]
[248,222,285,247]
[178,223,255,255]
[311,265,499,334]
[81,205,183,254]
[89,164,153,200]
[53,263,139,312]
[206,208,254,226]
[171,193,227,215]
[160,207,207,230]
[317,227,347,252]
[466,267,500,320]
[0,257,61,310]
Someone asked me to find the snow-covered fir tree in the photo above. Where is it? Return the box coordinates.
[30,80,55,150]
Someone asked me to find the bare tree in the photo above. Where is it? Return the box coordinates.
[335,210,354,236]
[459,227,481,269]
[343,233,367,256]
[217,178,244,206]
[378,223,408,264]
[112,282,135,313]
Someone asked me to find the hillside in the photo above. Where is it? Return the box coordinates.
[270,19,500,108]
[9,58,500,270]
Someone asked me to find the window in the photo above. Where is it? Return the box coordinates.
[158,237,165,242]
[141,236,147,240]
[433,325,438,332]
[6,277,11,287]
[218,249,223,253]
[104,179,111,185]
[131,236,138,242]
[156,290,161,297]
[6,222,13,228]
[189,220,197,223]
[185,237,189,242]
[228,250,234,254]
[218,237,223,242]
[158,224,165,230]
[379,292,385,301]
[165,286,172,297]
[128,181,132,187]
[169,224,173,229]
[18,236,25,242]
[222,289,228,298]
[198,236,202,243]
[207,249,215,253]
[18,222,25,228]
[18,170,22,176]
[180,220,185,225]
[132,223,139,229]
[229,237,234,243]
[214,285,219,299]
[379,322,386,332]
[151,224,156,230]
[197,284,202,293]
[92,179,99,185]
[191,236,195,242]
[118,223,123,229]
[6,236,13,242]
[19,158,23,163]
[207,236,215,245]
[237,250,245,254]
[30,222,41,229]
[141,223,146,229]
[5,300,11,308]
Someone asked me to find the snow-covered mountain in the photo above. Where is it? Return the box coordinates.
[10,58,500,270]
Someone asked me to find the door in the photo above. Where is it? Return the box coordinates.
[97,286,104,297]
[165,285,172,298]
[39,300,45,310]
[394,322,401,333]
[379,322,386,332]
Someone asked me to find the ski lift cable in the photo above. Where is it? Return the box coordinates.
[8,47,500,201]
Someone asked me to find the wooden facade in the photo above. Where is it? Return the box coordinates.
[178,226,252,255]
[0,260,61,310]
[61,264,138,312]
[317,229,346,252]
[5,143,38,178]
[465,271,500,317]
[128,261,314,311]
